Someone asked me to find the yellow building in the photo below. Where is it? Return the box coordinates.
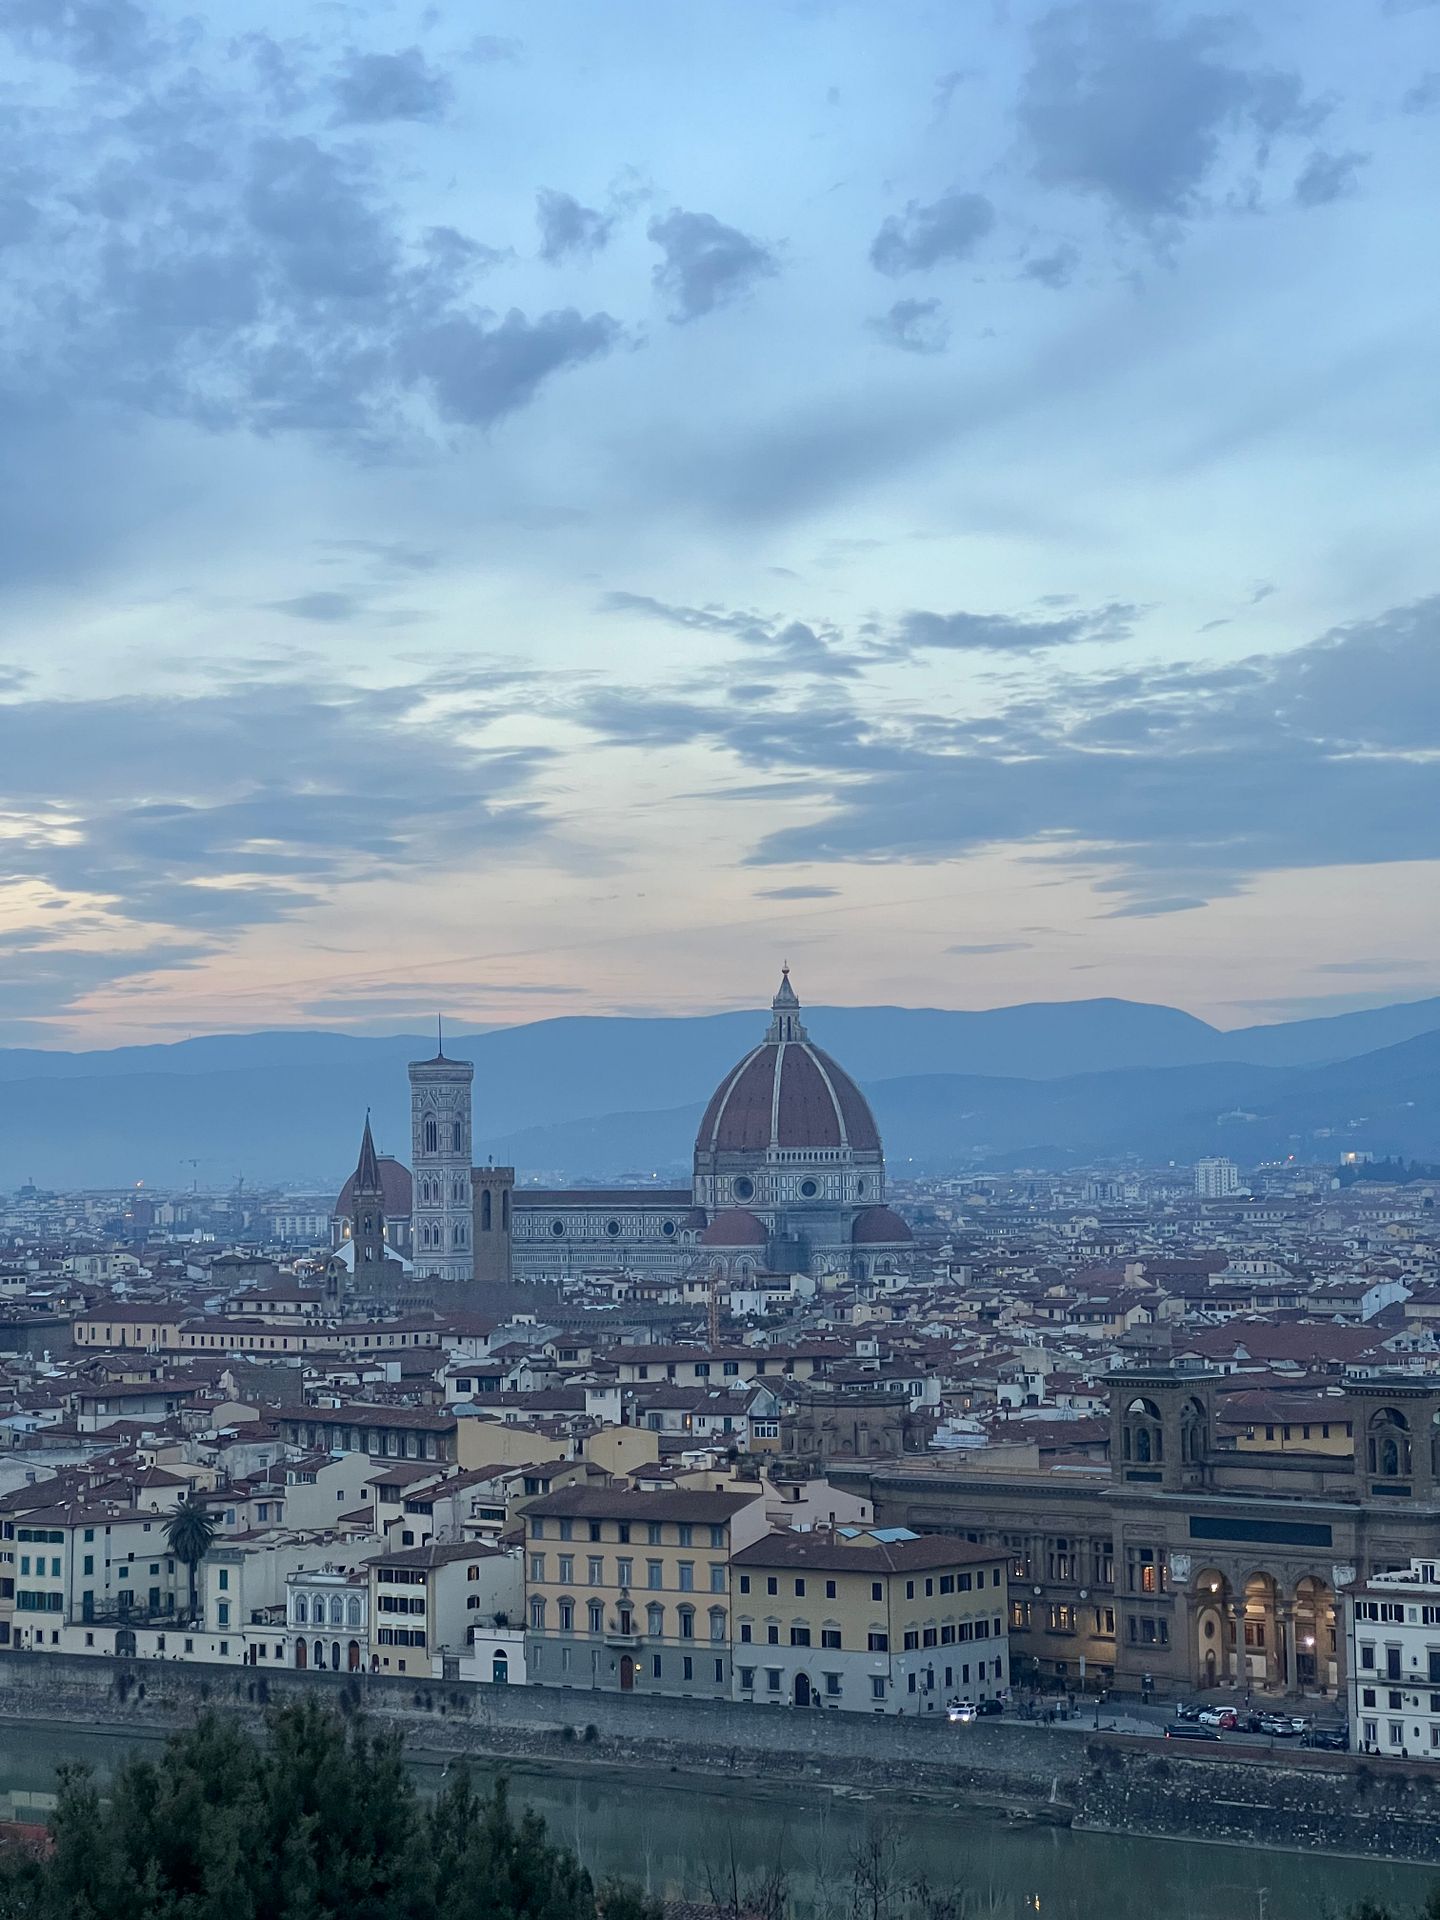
[522,1485,768,1698]
[731,1526,1009,1714]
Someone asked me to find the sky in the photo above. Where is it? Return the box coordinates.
[1,0,1438,1047]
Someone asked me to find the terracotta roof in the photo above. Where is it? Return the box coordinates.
[334,1156,413,1220]
[732,1529,1001,1574]
[522,1486,758,1522]
[851,1205,913,1246]
[700,1209,767,1249]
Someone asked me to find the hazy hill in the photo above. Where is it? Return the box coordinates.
[3,995,1439,1188]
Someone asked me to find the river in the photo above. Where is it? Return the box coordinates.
[0,1719,1430,1920]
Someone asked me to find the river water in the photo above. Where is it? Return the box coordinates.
[0,1720,1431,1920]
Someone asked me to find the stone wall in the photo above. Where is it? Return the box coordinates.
[7,1653,1440,1863]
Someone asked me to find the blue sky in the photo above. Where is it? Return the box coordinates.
[1,0,1438,1043]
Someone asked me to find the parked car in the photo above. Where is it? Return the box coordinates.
[1305,1726,1350,1751]
[947,1699,977,1725]
[976,1697,1004,1717]
[1174,1702,1201,1721]
[1259,1714,1300,1737]
[1165,1723,1220,1741]
[1198,1707,1238,1729]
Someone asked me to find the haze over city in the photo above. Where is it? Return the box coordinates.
[1,0,1437,1046]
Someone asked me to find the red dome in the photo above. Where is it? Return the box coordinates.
[700,1208,768,1247]
[334,1157,413,1219]
[696,972,880,1158]
[851,1205,912,1245]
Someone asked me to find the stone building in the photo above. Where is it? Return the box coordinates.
[409,1041,474,1282]
[832,1362,1440,1702]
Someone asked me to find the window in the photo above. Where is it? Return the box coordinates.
[679,1607,695,1640]
[871,1677,886,1700]
[822,1628,842,1649]
[530,1555,545,1582]
[738,1574,751,1595]
[739,1666,756,1690]
[766,1669,782,1693]
[825,1579,837,1600]
[709,1525,726,1549]
[558,1556,574,1584]
[678,1563,695,1592]
[710,1564,726,1593]
[587,1600,603,1634]
[647,1523,663,1546]
[682,1656,693,1681]
[678,1525,693,1547]
[868,1631,889,1652]
[795,1578,807,1598]
[588,1557,604,1586]
[530,1597,546,1630]
[790,1626,811,1647]
[871,1582,883,1602]
[646,1560,663,1589]
[825,1673,841,1696]
[710,1608,726,1642]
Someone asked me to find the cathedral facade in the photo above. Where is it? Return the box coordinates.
[333,972,912,1287]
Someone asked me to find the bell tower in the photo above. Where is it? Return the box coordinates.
[409,1020,475,1283]
[351,1112,388,1276]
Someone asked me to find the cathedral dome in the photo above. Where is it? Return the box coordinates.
[700,1208,767,1247]
[851,1204,912,1245]
[695,969,881,1158]
[334,1156,412,1220]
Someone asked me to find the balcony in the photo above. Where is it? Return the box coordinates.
[605,1619,643,1648]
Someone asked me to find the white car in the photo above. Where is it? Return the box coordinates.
[947,1699,977,1724]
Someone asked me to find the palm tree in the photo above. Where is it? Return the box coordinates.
[163,1494,219,1623]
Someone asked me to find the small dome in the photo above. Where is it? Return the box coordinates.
[851,1204,912,1246]
[700,1208,768,1247]
[696,971,881,1158]
[334,1157,413,1219]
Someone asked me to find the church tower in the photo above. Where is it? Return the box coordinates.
[351,1112,388,1277]
[409,1024,475,1283]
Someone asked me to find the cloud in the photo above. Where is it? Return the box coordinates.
[600,591,869,678]
[331,47,452,125]
[1018,0,1327,229]
[266,592,362,623]
[895,601,1138,653]
[945,941,1032,954]
[404,308,621,426]
[0,670,554,1022]
[1294,148,1368,207]
[0,0,159,74]
[867,298,949,354]
[647,208,777,322]
[572,596,1440,915]
[754,885,840,900]
[1314,959,1430,976]
[1402,72,1440,113]
[1099,896,1207,918]
[869,191,995,275]
[1020,243,1080,289]
[536,188,613,261]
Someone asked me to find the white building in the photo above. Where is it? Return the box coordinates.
[286,1564,370,1673]
[1346,1560,1440,1756]
[1195,1158,1242,1199]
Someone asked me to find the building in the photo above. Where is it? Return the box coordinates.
[832,1364,1440,1701]
[1345,1560,1440,1757]
[522,1485,768,1697]
[410,1038,475,1282]
[1195,1158,1241,1199]
[336,972,914,1288]
[730,1526,1008,1713]
[368,1539,522,1676]
[331,1154,413,1256]
[286,1565,369,1673]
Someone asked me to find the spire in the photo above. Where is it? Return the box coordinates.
[436,1012,445,1059]
[355,1110,382,1193]
[765,964,807,1043]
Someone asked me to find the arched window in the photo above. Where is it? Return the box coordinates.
[1180,1397,1208,1466]
[312,1640,325,1670]
[709,1607,726,1643]
[1368,1408,1412,1479]
[492,1652,509,1684]
[330,1596,345,1627]
[530,1596,547,1630]
[587,1599,604,1634]
[647,1602,664,1637]
[559,1598,574,1632]
[452,1119,464,1152]
[294,1594,308,1624]
[481,1190,492,1232]
[423,1117,438,1154]
[1123,1397,1163,1465]
[678,1606,695,1640]
[347,1596,361,1628]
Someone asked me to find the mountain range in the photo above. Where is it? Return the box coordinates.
[3,994,1439,1189]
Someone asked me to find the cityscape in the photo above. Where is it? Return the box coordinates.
[2,0,1438,1915]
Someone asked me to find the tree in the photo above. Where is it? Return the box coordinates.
[162,1492,219,1623]
[0,1703,664,1920]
